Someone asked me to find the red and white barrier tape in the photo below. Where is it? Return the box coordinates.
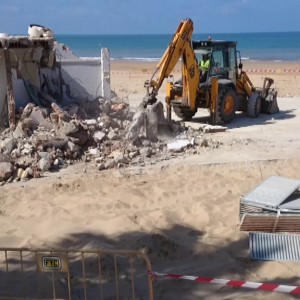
[149,271,300,295]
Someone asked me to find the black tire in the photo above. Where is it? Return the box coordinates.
[217,87,237,124]
[247,93,262,118]
[173,105,197,120]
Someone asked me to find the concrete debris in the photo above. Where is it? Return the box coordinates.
[0,162,14,181]
[167,139,191,152]
[0,96,235,184]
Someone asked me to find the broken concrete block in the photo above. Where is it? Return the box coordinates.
[104,159,116,169]
[20,103,35,120]
[126,105,146,140]
[128,150,139,159]
[12,123,26,139]
[167,139,191,152]
[139,147,152,158]
[203,125,227,133]
[107,130,119,140]
[10,148,21,159]
[111,150,129,164]
[60,120,79,135]
[93,131,106,143]
[30,107,47,128]
[0,162,14,181]
[0,137,17,154]
[67,141,79,152]
[64,123,89,146]
[38,157,51,172]
[89,148,100,156]
[38,151,52,160]
[84,119,98,126]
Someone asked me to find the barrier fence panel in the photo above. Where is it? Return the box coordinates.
[0,248,153,300]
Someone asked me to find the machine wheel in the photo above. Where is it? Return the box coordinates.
[217,87,237,124]
[173,105,197,120]
[247,92,262,118]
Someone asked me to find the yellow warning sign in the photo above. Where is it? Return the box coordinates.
[37,254,68,272]
[43,256,61,270]
[42,256,61,270]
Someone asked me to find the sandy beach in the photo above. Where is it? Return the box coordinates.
[110,60,300,104]
[1,59,300,299]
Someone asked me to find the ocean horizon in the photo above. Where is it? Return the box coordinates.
[55,31,300,62]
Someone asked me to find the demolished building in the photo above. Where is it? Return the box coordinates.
[0,25,111,130]
[0,25,229,184]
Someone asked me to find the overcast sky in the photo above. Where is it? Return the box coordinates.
[1,0,299,35]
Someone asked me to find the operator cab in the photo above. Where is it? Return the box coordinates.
[192,40,238,85]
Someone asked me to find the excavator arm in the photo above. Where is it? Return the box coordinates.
[143,18,199,109]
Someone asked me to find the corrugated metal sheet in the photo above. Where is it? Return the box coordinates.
[242,176,300,209]
[250,232,300,261]
[240,214,300,233]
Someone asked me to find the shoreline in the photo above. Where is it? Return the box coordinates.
[109,57,300,63]
[110,59,300,75]
[110,59,300,70]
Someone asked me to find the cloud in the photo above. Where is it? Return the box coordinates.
[219,0,249,15]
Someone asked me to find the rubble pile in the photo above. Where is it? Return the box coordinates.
[0,98,226,184]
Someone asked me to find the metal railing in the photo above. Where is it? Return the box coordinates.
[0,248,153,300]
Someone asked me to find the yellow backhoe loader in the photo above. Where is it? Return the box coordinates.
[143,18,278,125]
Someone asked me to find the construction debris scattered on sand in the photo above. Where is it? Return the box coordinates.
[0,96,230,184]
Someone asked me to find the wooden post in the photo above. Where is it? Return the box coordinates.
[100,48,111,100]
[211,77,218,125]
[4,48,16,130]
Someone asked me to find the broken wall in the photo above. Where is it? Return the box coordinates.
[0,46,44,127]
[0,40,111,129]
[41,59,103,104]
[0,48,41,127]
[44,46,111,105]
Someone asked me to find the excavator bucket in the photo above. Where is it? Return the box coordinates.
[126,102,175,141]
[261,89,279,114]
[260,77,279,114]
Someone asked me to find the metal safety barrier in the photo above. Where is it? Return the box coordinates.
[0,248,153,300]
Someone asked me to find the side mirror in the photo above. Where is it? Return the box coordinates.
[239,62,243,70]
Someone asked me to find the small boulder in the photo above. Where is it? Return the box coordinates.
[0,162,14,181]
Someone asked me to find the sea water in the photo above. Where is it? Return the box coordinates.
[56,31,300,61]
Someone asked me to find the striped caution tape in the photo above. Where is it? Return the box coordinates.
[148,271,300,295]
[244,69,300,73]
